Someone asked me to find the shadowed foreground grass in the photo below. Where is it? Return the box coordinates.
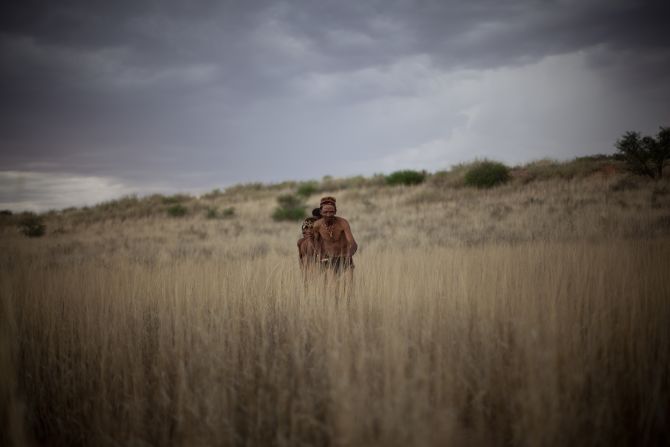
[2,240,669,446]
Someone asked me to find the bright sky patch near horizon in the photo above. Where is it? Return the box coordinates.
[1,0,669,212]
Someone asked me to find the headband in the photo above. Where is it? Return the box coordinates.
[320,196,336,208]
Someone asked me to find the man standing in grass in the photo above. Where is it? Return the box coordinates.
[312,196,358,273]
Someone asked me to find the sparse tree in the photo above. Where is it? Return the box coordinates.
[615,127,670,179]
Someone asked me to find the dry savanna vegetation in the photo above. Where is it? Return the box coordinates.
[2,158,670,446]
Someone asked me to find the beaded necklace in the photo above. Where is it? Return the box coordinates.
[324,220,335,239]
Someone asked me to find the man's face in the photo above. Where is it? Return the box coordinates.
[321,204,336,222]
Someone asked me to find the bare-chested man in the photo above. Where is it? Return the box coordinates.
[297,217,318,268]
[312,196,358,273]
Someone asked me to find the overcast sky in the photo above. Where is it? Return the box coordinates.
[1,0,669,211]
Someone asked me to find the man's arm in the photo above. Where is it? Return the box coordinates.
[312,222,323,260]
[341,219,358,257]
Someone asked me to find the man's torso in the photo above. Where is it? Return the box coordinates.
[314,217,349,257]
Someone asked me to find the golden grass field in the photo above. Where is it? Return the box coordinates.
[2,173,670,446]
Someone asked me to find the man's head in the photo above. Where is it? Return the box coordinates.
[320,197,336,223]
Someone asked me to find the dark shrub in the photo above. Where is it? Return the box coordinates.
[296,181,319,197]
[277,194,303,209]
[18,213,46,237]
[167,204,188,217]
[272,207,306,221]
[205,207,218,219]
[386,170,426,186]
[464,161,510,188]
[162,194,190,205]
[222,207,236,218]
[272,194,306,221]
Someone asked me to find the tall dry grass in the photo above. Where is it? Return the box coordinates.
[1,175,670,446]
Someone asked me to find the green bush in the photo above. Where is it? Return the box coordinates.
[464,161,510,188]
[272,207,306,221]
[18,213,46,237]
[166,204,188,217]
[296,181,319,197]
[272,194,306,221]
[222,207,236,218]
[205,207,218,219]
[162,194,191,205]
[386,170,426,186]
[277,194,302,209]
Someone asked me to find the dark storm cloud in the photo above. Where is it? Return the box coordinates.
[3,0,668,95]
[3,0,669,87]
[1,0,669,208]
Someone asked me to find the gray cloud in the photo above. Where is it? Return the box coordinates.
[0,170,150,212]
[1,0,669,210]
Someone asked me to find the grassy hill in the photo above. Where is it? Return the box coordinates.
[0,155,641,228]
[1,155,670,446]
